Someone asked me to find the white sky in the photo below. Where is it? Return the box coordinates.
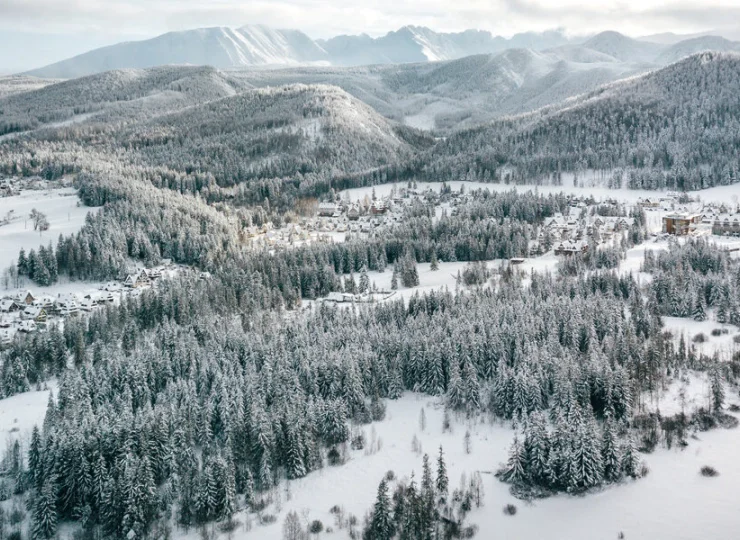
[1,0,739,72]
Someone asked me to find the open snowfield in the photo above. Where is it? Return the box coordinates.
[170,392,740,540]
[662,317,740,359]
[1,380,737,540]
[341,179,740,210]
[0,382,56,446]
[310,256,561,307]
[0,189,92,269]
[642,372,712,416]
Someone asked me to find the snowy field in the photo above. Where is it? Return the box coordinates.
[0,189,92,269]
[341,179,740,209]
[167,392,740,540]
[0,382,56,447]
[310,256,561,307]
[1,380,738,540]
[662,317,740,359]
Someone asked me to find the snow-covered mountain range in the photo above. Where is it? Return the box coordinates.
[25,25,740,79]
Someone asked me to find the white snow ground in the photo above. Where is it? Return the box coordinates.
[170,392,740,540]
[0,189,92,269]
[341,179,740,211]
[0,382,56,447]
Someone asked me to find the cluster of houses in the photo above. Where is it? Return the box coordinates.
[0,263,175,345]
[238,192,416,253]
[0,180,18,198]
[240,222,338,251]
[660,208,740,237]
[0,289,120,344]
[322,290,396,304]
[0,176,72,197]
[540,203,636,256]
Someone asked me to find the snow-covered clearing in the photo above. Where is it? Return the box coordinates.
[0,189,92,269]
[642,372,712,417]
[0,382,56,446]
[662,317,739,359]
[0,379,736,540]
[172,392,740,540]
[310,256,561,307]
[341,179,740,210]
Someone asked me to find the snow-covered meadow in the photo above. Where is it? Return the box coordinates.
[0,188,92,269]
[165,389,740,540]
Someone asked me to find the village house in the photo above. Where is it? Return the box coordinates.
[317,202,340,217]
[145,267,162,280]
[0,315,12,328]
[662,213,702,236]
[371,201,389,215]
[23,305,47,324]
[16,290,34,305]
[637,197,661,209]
[712,214,740,236]
[55,294,80,317]
[102,282,123,292]
[18,320,37,333]
[124,270,151,288]
[33,295,55,309]
[0,328,14,345]
[554,240,589,256]
[325,292,357,303]
[0,181,17,197]
[78,298,97,312]
[347,205,361,221]
[0,299,20,313]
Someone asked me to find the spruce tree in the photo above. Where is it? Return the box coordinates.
[29,425,42,491]
[601,419,622,483]
[710,368,725,412]
[500,436,527,484]
[365,479,393,540]
[32,479,58,539]
[436,446,448,499]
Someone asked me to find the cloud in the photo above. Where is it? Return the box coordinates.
[1,0,738,40]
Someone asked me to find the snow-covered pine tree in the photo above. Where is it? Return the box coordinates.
[436,446,448,499]
[601,418,622,483]
[500,436,527,484]
[32,479,58,539]
[364,479,393,540]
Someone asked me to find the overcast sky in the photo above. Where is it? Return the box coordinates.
[1,0,740,72]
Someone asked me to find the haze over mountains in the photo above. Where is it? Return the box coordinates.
[24,24,740,79]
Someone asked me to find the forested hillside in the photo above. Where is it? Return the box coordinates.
[0,66,252,135]
[119,84,426,187]
[422,53,740,190]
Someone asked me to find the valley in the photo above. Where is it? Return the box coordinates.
[1,17,740,540]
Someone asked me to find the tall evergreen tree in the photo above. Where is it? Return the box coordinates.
[365,479,393,540]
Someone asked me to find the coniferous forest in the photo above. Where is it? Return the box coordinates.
[0,45,739,540]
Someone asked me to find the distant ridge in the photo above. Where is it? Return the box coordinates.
[25,26,574,78]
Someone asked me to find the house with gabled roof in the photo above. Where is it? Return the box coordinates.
[124,270,151,289]
[554,240,589,256]
[0,328,15,345]
[23,305,47,324]
[0,299,20,313]
[56,294,79,318]
[16,290,34,305]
